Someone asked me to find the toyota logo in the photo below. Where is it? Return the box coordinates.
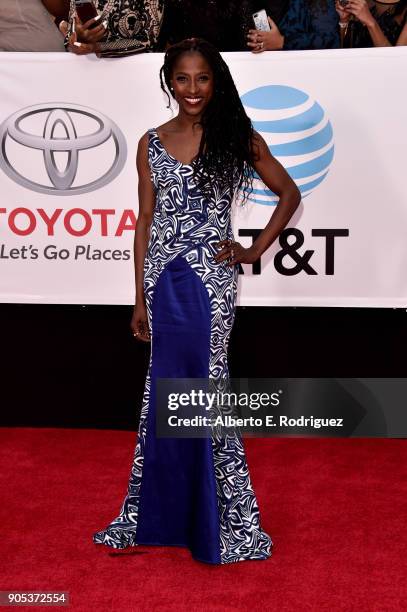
[0,103,127,195]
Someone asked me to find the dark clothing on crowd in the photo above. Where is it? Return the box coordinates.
[343,4,407,47]
[158,1,294,51]
[157,0,339,52]
[157,0,255,51]
[279,0,340,49]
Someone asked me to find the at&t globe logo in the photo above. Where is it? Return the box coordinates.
[0,103,127,196]
[241,85,334,205]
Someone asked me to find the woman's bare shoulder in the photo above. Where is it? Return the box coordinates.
[155,118,179,138]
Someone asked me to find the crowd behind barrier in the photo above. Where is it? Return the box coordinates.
[0,0,406,56]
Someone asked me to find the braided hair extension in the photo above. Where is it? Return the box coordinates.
[159,38,256,203]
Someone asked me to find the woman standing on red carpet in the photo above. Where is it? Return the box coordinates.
[93,38,300,564]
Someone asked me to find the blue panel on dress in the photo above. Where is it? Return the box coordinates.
[135,254,221,564]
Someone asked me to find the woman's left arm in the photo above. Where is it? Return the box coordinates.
[396,17,407,44]
[215,132,301,266]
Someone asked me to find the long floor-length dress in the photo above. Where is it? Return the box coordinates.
[93,128,273,564]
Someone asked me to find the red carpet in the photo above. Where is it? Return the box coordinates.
[1,428,406,611]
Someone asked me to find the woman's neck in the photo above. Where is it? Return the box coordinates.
[175,113,203,133]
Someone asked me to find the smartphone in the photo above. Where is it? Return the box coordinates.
[75,0,99,29]
[252,9,271,31]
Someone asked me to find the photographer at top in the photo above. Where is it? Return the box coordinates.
[247,0,340,52]
[335,0,407,47]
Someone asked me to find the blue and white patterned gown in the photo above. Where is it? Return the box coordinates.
[93,128,272,564]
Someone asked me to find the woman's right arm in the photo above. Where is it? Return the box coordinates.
[131,132,156,342]
[396,15,407,45]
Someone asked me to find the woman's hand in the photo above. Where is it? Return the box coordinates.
[131,303,151,343]
[214,240,259,267]
[75,14,108,43]
[58,20,69,36]
[335,0,352,23]
[342,0,375,26]
[66,14,106,54]
[67,29,100,54]
[247,17,284,53]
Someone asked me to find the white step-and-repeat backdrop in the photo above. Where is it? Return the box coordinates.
[0,48,406,306]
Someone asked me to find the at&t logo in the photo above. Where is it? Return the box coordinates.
[241,85,334,204]
[239,85,348,275]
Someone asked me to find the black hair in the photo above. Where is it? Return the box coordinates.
[159,38,256,203]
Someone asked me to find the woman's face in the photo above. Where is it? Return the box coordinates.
[170,51,214,117]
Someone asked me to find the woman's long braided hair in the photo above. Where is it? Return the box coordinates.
[159,38,256,203]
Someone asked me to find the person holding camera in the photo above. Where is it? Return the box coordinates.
[335,0,407,47]
[247,0,340,52]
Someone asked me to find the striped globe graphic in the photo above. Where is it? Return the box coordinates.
[240,85,334,205]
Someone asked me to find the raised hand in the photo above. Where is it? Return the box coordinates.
[247,17,284,53]
[342,0,375,26]
[75,14,108,44]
